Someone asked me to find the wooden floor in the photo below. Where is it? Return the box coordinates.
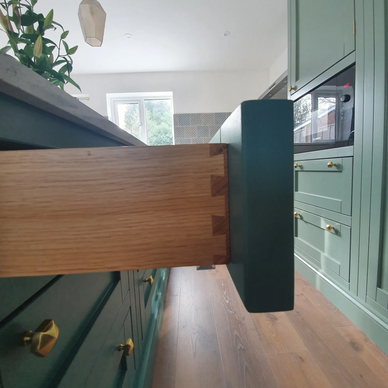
[151,266,388,388]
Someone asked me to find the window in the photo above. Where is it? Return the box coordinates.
[107,92,174,145]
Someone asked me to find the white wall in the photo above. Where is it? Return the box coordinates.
[67,70,269,116]
[268,48,287,86]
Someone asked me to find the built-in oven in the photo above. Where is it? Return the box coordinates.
[293,65,355,153]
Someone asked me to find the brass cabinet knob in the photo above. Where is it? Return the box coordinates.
[289,86,295,92]
[294,212,300,218]
[22,319,59,357]
[327,162,336,168]
[143,275,154,285]
[294,163,302,169]
[118,338,134,356]
[326,225,335,232]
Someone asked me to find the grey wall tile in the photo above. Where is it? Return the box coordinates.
[190,114,202,125]
[184,127,198,138]
[178,114,190,126]
[201,113,215,125]
[198,126,209,137]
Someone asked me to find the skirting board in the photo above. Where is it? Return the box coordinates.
[295,254,388,356]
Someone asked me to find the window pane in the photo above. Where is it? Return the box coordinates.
[144,99,173,146]
[116,103,141,139]
[315,96,336,141]
[293,94,312,143]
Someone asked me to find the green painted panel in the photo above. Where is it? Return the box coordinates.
[294,157,353,215]
[86,294,134,388]
[0,272,116,388]
[376,288,388,310]
[295,256,388,356]
[295,246,350,289]
[0,275,56,322]
[289,0,355,93]
[221,100,294,313]
[0,93,122,149]
[295,207,351,281]
[368,0,388,301]
[294,200,352,226]
[57,282,123,387]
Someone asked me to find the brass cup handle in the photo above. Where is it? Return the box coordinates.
[294,212,300,218]
[289,86,296,92]
[326,225,335,232]
[294,163,302,169]
[118,338,134,356]
[327,162,336,168]
[23,319,59,357]
[143,275,154,285]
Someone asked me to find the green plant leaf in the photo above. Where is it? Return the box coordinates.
[58,64,67,74]
[31,0,37,6]
[52,59,67,67]
[61,30,69,39]
[0,10,8,31]
[21,33,39,41]
[25,24,33,33]
[43,9,53,30]
[62,73,81,92]
[62,40,69,53]
[33,34,42,57]
[8,0,21,5]
[12,4,21,28]
[0,45,11,53]
[51,20,64,30]
[67,45,77,55]
[21,13,43,26]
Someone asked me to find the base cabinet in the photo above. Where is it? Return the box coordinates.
[0,91,169,387]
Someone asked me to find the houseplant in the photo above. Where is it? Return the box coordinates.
[0,0,80,90]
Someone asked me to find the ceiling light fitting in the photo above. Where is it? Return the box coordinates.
[124,33,132,39]
[78,0,107,47]
[223,31,231,37]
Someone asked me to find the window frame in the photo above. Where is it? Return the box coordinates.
[106,92,174,145]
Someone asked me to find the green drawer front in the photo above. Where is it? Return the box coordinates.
[294,157,353,215]
[294,207,351,282]
[0,272,116,388]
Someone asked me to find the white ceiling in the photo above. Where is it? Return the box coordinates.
[0,0,287,75]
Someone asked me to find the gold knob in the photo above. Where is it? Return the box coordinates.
[294,212,300,218]
[326,225,335,232]
[143,275,154,285]
[118,338,134,356]
[327,162,336,168]
[294,163,301,168]
[289,86,295,92]
[22,319,59,357]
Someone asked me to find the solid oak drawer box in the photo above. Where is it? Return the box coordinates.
[294,207,351,285]
[294,157,353,215]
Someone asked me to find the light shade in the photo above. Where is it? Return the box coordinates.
[78,0,106,47]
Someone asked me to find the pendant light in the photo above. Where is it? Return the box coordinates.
[78,0,106,47]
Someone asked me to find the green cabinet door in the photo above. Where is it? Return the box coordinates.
[288,0,355,94]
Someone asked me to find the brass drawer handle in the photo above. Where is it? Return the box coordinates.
[118,338,134,356]
[143,275,154,285]
[294,163,302,169]
[294,212,300,218]
[327,162,336,168]
[22,319,59,357]
[326,225,335,232]
[289,86,296,92]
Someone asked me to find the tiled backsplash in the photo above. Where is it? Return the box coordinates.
[174,112,231,144]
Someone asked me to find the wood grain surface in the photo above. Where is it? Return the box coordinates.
[152,267,388,388]
[0,144,229,277]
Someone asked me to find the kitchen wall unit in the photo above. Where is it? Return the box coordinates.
[0,55,168,387]
[289,0,388,355]
[288,0,355,96]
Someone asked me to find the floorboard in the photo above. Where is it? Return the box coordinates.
[152,266,388,388]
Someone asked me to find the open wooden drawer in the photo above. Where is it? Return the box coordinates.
[0,100,294,314]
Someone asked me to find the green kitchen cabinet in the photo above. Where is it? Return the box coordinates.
[288,0,355,95]
[0,61,169,387]
[290,0,388,356]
